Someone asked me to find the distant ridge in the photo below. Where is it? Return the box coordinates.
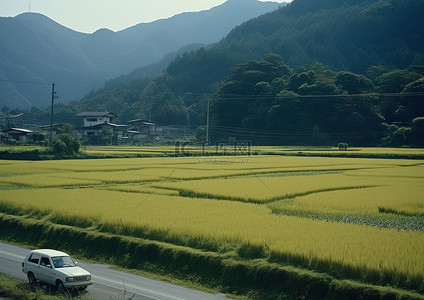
[0,0,283,109]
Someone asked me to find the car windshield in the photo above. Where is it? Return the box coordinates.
[51,256,76,268]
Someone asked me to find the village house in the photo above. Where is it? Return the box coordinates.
[155,124,186,137]
[76,112,128,144]
[39,124,63,138]
[127,119,188,141]
[1,128,34,143]
[74,112,188,144]
[127,119,158,140]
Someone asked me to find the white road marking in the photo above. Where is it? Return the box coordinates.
[0,250,24,261]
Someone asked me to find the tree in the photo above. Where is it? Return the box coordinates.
[288,71,315,92]
[381,124,412,147]
[31,132,46,145]
[411,117,424,146]
[335,71,374,94]
[195,126,207,142]
[151,93,189,125]
[366,65,390,81]
[60,123,75,135]
[402,78,424,120]
[53,134,80,155]
[338,142,348,150]
[376,70,422,93]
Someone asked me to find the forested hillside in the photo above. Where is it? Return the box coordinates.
[167,0,424,93]
[209,53,424,146]
[15,0,424,146]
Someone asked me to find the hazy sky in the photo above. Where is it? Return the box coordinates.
[0,0,289,33]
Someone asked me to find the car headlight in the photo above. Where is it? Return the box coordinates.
[86,275,91,281]
[66,277,75,282]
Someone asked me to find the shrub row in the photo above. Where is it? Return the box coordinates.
[0,150,48,160]
[0,214,422,300]
[0,149,83,160]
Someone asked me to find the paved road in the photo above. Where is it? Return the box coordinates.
[0,242,227,300]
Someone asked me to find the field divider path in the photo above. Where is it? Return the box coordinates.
[171,185,376,204]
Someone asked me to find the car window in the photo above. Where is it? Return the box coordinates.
[52,256,76,268]
[40,256,52,268]
[28,253,41,264]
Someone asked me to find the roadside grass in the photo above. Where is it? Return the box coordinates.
[0,273,79,300]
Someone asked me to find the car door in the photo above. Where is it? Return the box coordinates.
[25,252,41,277]
[38,256,54,285]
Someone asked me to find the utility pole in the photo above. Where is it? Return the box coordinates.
[49,83,58,147]
[206,98,210,145]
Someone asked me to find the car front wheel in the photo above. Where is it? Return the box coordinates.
[56,280,65,292]
[27,272,36,285]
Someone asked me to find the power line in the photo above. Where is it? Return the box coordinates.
[209,92,424,101]
[0,79,51,86]
[149,91,424,103]
[0,79,94,88]
[211,125,384,138]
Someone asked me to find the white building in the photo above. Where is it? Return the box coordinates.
[76,112,118,128]
[76,112,127,144]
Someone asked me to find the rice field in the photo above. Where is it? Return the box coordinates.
[269,183,424,216]
[0,153,423,291]
[1,188,424,283]
[155,173,377,203]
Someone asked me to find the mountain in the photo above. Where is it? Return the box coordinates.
[101,44,206,90]
[0,13,90,110]
[0,0,283,109]
[47,0,424,147]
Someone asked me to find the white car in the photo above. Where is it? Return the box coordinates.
[22,249,93,291]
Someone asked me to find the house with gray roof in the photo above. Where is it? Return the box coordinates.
[1,128,34,143]
[76,112,127,144]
